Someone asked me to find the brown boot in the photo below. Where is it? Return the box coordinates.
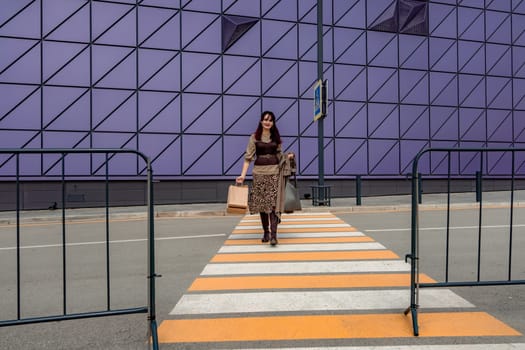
[260,212,270,243]
[269,211,279,246]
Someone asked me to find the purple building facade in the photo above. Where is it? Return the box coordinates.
[1,0,525,204]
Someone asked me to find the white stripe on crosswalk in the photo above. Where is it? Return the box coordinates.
[219,242,386,253]
[170,289,473,315]
[228,231,365,239]
[200,260,409,275]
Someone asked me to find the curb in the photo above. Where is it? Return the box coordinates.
[1,201,523,225]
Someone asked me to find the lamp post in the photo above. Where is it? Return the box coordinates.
[312,0,330,206]
[317,0,324,191]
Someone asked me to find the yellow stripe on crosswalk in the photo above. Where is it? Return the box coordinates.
[188,273,435,291]
[157,312,521,343]
[232,226,357,234]
[211,250,399,262]
[224,236,374,245]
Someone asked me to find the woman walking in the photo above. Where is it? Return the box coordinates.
[236,111,293,246]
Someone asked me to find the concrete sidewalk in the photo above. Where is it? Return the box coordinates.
[1,190,525,225]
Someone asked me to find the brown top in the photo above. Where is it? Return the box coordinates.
[244,134,282,175]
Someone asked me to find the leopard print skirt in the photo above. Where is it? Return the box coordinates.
[248,173,279,214]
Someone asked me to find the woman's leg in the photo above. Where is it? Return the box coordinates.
[269,210,279,246]
[260,212,269,243]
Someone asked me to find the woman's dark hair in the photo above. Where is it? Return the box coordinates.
[254,110,281,144]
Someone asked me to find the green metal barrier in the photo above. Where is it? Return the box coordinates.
[0,149,159,350]
[405,148,525,336]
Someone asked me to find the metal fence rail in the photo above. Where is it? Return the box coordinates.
[0,149,159,350]
[405,147,525,336]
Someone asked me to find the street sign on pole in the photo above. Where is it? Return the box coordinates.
[314,79,326,121]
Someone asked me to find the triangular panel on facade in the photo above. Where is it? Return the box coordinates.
[182,135,222,175]
[91,133,138,175]
[42,132,91,176]
[369,139,399,174]
[400,35,427,69]
[44,2,90,42]
[368,67,398,103]
[400,140,429,175]
[181,94,221,133]
[143,135,181,176]
[430,72,458,106]
[222,14,258,52]
[431,106,458,140]
[185,14,221,52]
[223,56,260,93]
[91,46,135,87]
[94,97,136,132]
[138,6,178,45]
[0,40,40,83]
[183,96,221,134]
[92,2,136,45]
[400,70,428,104]
[368,103,399,138]
[486,44,512,76]
[486,146,514,175]
[334,0,365,28]
[263,0,297,21]
[487,110,513,142]
[223,96,260,134]
[430,3,456,37]
[0,86,40,129]
[140,10,180,50]
[334,28,366,64]
[264,24,298,59]
[91,89,136,131]
[334,138,368,175]
[44,90,90,131]
[487,77,512,109]
[367,31,397,67]
[181,53,220,90]
[334,64,366,101]
[486,11,511,44]
[459,75,485,107]
[458,7,484,41]
[223,135,251,175]
[430,37,457,71]
[138,91,180,133]
[459,41,485,74]
[43,41,89,83]
[42,87,89,129]
[139,133,181,175]
[335,102,367,138]
[400,105,429,139]
[460,108,486,141]
[0,0,40,38]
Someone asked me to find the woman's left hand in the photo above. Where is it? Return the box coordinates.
[287,152,295,159]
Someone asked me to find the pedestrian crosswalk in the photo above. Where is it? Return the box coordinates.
[157,212,522,347]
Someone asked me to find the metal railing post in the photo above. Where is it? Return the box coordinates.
[405,153,422,336]
[147,159,159,350]
[356,175,362,206]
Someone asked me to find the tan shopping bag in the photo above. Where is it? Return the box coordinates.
[227,184,248,214]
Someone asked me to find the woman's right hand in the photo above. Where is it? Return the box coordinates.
[236,176,245,184]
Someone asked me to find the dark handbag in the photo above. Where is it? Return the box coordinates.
[284,175,301,213]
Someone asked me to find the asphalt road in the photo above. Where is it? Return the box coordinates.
[0,207,524,349]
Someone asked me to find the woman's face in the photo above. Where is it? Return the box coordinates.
[261,113,274,131]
